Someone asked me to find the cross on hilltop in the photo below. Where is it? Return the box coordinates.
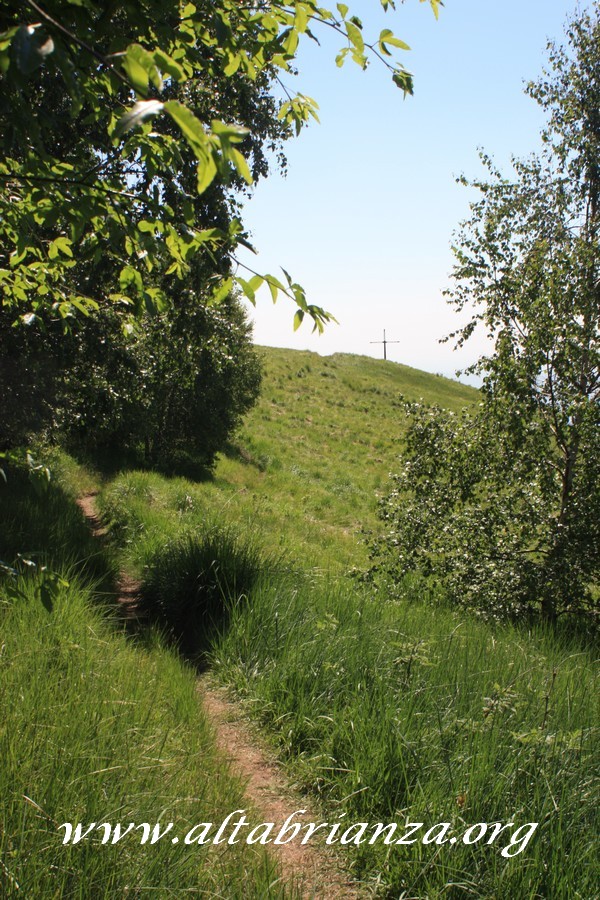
[370,329,399,361]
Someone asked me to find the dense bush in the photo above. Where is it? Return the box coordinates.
[1,284,261,470]
[61,291,262,467]
[367,398,599,625]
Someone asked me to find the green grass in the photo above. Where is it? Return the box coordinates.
[98,349,479,575]
[0,579,293,898]
[91,348,597,898]
[138,526,268,658]
[211,574,599,897]
[0,460,296,898]
[223,349,476,572]
[5,348,598,898]
[0,458,116,593]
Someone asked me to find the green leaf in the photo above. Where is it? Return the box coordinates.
[294,5,310,32]
[248,275,264,293]
[424,0,442,20]
[48,237,74,259]
[210,277,234,304]
[138,219,159,234]
[392,69,414,96]
[236,277,256,303]
[164,100,209,156]
[265,275,285,302]
[119,265,143,294]
[143,287,168,314]
[230,147,252,184]
[282,27,299,56]
[335,47,349,67]
[211,120,250,143]
[345,21,364,54]
[152,48,186,82]
[379,28,410,54]
[224,53,241,76]
[197,154,218,194]
[69,297,93,316]
[293,309,305,330]
[122,44,161,94]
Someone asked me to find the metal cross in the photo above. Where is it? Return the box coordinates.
[370,329,399,361]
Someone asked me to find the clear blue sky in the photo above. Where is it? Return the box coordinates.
[237,0,590,380]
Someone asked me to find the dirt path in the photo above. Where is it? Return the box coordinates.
[76,492,141,615]
[77,493,366,899]
[198,676,366,899]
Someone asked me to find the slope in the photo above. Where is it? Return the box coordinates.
[209,346,478,571]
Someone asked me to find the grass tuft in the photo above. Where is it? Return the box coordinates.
[139,527,266,658]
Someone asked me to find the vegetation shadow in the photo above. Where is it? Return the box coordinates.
[222,439,267,472]
[136,528,273,668]
[68,443,215,484]
[0,462,117,597]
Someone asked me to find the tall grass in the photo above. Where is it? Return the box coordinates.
[139,527,266,658]
[212,575,600,898]
[0,463,116,592]
[92,337,599,897]
[1,456,297,897]
[0,577,293,898]
[11,343,595,898]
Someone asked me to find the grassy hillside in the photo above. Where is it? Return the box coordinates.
[213,575,598,898]
[94,348,597,899]
[196,347,477,571]
[3,348,597,898]
[0,467,293,898]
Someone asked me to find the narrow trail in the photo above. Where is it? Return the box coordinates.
[77,492,366,899]
[76,493,142,617]
[198,676,365,899]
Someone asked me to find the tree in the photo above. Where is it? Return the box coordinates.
[0,0,442,460]
[0,25,279,455]
[60,289,262,468]
[370,6,600,625]
[0,0,441,333]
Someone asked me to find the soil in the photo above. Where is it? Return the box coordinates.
[76,492,141,616]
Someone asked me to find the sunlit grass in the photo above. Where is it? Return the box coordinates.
[99,348,479,574]
[0,576,292,898]
[0,465,294,898]
[7,348,597,897]
[92,348,597,897]
[212,574,599,897]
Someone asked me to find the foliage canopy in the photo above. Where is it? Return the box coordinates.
[0,0,443,465]
[0,0,441,333]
